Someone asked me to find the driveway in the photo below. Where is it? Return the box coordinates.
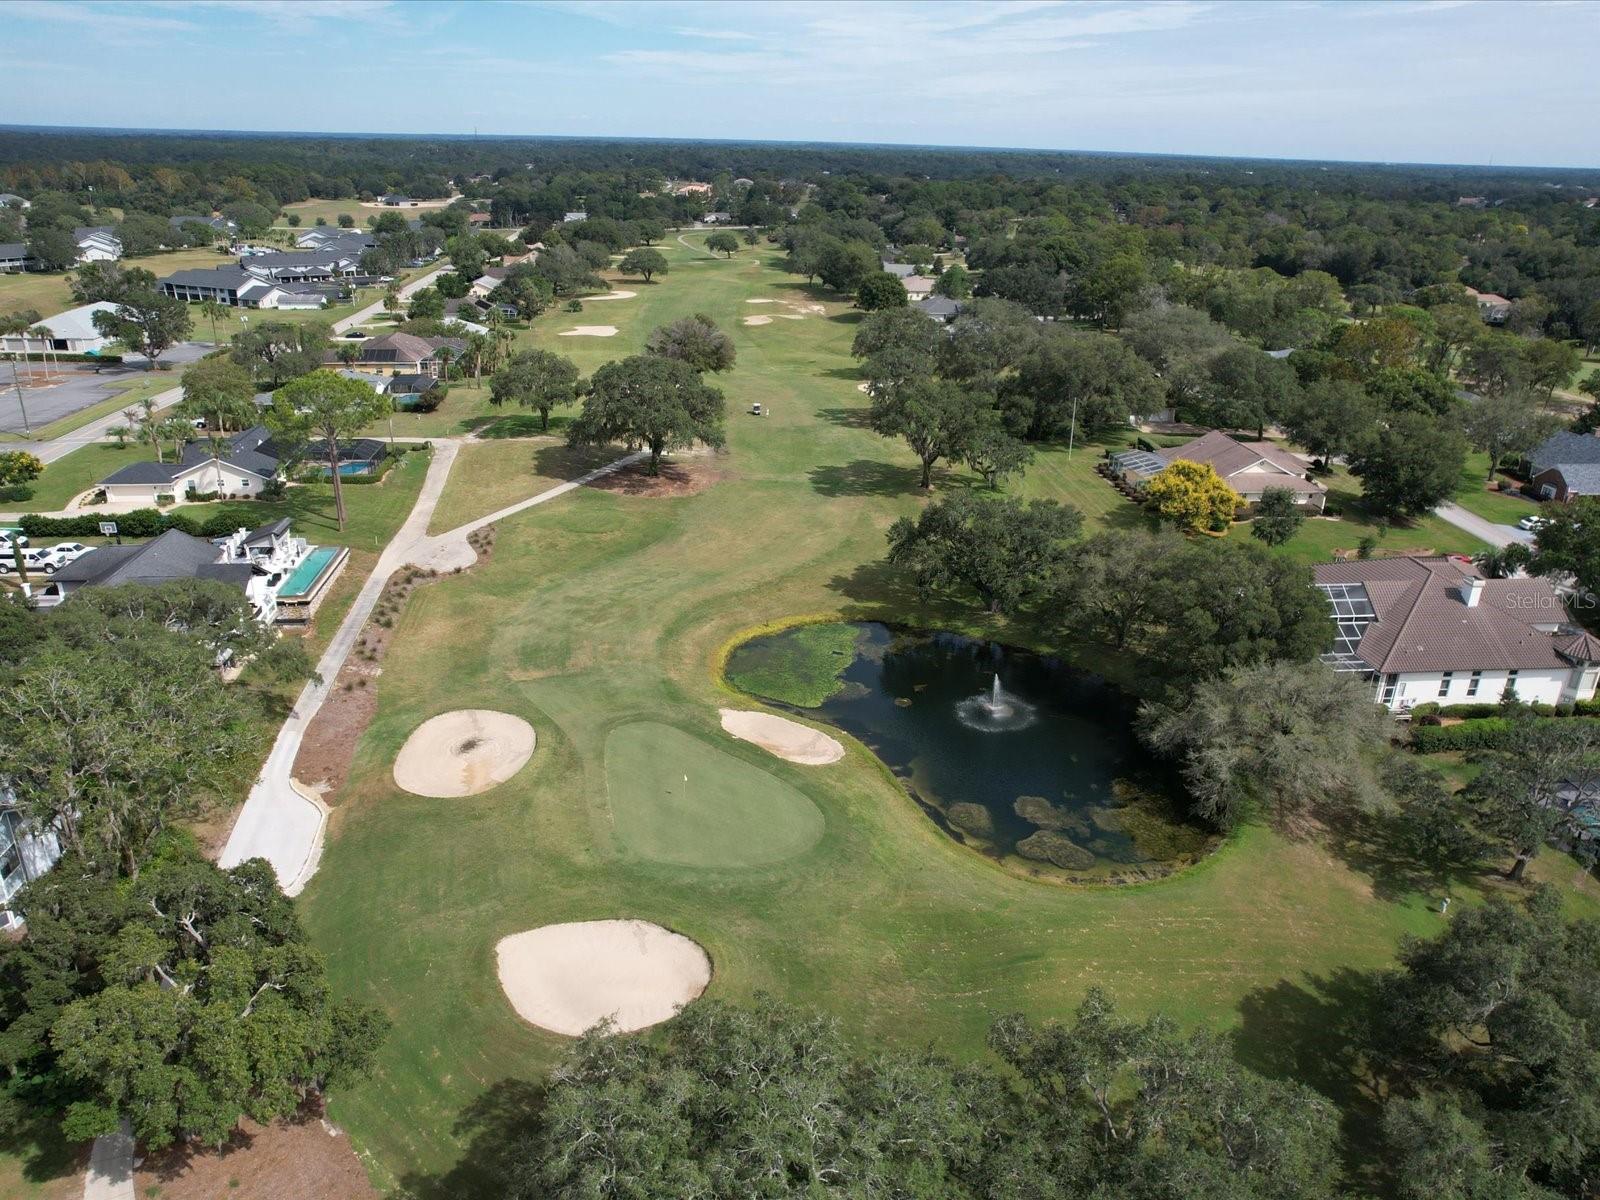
[1433,502,1534,548]
[332,266,447,334]
[218,439,644,894]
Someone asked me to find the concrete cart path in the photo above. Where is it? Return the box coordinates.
[82,1121,134,1200]
[218,440,645,893]
[332,266,447,334]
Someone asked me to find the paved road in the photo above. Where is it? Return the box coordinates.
[218,438,644,893]
[332,266,447,334]
[1433,502,1533,549]
[82,1120,134,1200]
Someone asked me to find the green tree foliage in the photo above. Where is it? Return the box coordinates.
[1144,459,1241,532]
[644,313,736,373]
[1053,528,1185,648]
[1251,486,1307,545]
[939,297,1042,381]
[963,417,1034,488]
[1531,497,1600,598]
[934,262,972,298]
[1378,888,1600,1197]
[70,262,158,305]
[1121,301,1238,411]
[497,264,555,319]
[567,355,725,475]
[1197,346,1301,437]
[0,588,266,878]
[1139,661,1387,828]
[407,286,445,319]
[1281,377,1380,461]
[489,349,580,431]
[617,247,668,282]
[1002,329,1163,441]
[1461,391,1560,479]
[886,492,1081,613]
[504,992,1338,1200]
[1465,716,1600,880]
[856,271,908,311]
[0,843,386,1150]
[869,377,990,487]
[229,319,331,387]
[266,370,390,529]
[851,305,943,364]
[529,243,604,298]
[26,225,80,271]
[705,230,740,258]
[1348,410,1469,521]
[178,355,256,432]
[92,288,193,369]
[816,239,878,293]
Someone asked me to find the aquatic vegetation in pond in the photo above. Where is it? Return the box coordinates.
[726,622,1215,880]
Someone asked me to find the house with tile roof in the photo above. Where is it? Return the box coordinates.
[1112,430,1328,511]
[324,332,465,377]
[1528,429,1600,502]
[1312,556,1600,711]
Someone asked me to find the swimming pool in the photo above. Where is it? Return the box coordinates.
[279,546,340,599]
[322,462,374,477]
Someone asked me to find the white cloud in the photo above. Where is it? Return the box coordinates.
[6,0,195,33]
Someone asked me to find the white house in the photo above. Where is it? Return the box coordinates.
[1313,556,1600,711]
[563,211,587,223]
[0,242,29,273]
[73,226,123,263]
[0,301,118,355]
[0,193,30,209]
[98,425,282,505]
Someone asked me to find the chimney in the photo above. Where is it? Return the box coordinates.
[1461,577,1486,608]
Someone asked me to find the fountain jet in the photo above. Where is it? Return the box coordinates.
[956,673,1036,732]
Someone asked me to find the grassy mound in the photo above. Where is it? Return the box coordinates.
[603,721,825,867]
[725,622,859,708]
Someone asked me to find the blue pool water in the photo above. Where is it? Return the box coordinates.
[280,546,339,598]
[322,462,373,477]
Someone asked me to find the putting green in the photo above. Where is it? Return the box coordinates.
[603,721,825,867]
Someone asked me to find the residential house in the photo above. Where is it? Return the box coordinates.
[902,275,936,300]
[563,211,588,223]
[881,261,916,279]
[159,265,282,307]
[1464,286,1512,324]
[469,266,509,298]
[1456,196,1490,209]
[295,228,375,253]
[1528,429,1600,502]
[325,332,465,377]
[237,249,362,284]
[673,182,713,197]
[98,425,281,505]
[33,519,346,627]
[271,291,329,310]
[379,194,418,207]
[1312,556,1600,711]
[1,783,62,933]
[914,295,963,323]
[1111,429,1328,510]
[0,193,30,209]
[0,301,118,354]
[72,226,122,263]
[702,212,732,224]
[0,243,27,273]
[467,212,492,227]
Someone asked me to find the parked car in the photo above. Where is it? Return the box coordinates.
[49,542,92,561]
[1518,514,1551,532]
[0,547,66,575]
[0,527,28,552]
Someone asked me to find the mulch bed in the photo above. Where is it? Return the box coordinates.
[134,1101,378,1200]
[292,526,499,801]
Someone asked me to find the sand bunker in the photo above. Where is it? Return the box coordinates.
[719,709,845,766]
[743,315,773,326]
[778,314,805,320]
[856,381,870,392]
[745,298,777,305]
[559,325,619,337]
[587,290,637,301]
[496,920,711,1036]
[393,710,535,797]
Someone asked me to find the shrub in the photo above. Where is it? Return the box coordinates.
[0,485,35,503]
[1410,715,1600,752]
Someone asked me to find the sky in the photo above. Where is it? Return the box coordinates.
[2,0,1597,168]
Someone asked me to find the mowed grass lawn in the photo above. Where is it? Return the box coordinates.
[0,247,234,319]
[297,236,1579,1191]
[424,439,615,534]
[13,442,149,511]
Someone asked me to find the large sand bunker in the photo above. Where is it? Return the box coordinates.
[559,325,619,337]
[496,920,711,1036]
[719,709,845,766]
[393,710,535,797]
[743,315,773,326]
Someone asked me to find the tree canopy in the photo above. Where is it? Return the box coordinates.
[567,354,726,474]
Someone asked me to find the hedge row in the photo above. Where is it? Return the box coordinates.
[1408,698,1600,720]
[1410,715,1600,753]
[17,508,250,540]
[7,352,125,364]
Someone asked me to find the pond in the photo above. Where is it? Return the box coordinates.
[725,622,1214,881]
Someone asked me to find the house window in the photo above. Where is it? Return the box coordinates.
[1505,670,1519,699]
[1381,674,1398,704]
[1467,670,1482,697]
[1438,672,1453,698]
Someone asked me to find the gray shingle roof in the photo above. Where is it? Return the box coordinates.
[51,529,252,591]
[100,460,182,486]
[0,243,27,260]
[1530,431,1600,494]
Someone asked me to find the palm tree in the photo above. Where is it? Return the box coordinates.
[336,342,361,369]
[199,299,228,347]
[464,332,491,388]
[384,282,403,315]
[434,345,456,382]
[0,312,37,434]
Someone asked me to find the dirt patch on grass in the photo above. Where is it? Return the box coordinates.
[558,325,618,337]
[588,459,723,499]
[134,1104,377,1200]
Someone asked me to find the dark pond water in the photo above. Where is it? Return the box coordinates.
[725,623,1212,879]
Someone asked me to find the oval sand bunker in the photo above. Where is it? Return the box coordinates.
[719,709,844,766]
[496,920,711,1036]
[393,709,535,797]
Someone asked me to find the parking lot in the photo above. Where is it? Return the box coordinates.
[0,342,207,435]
